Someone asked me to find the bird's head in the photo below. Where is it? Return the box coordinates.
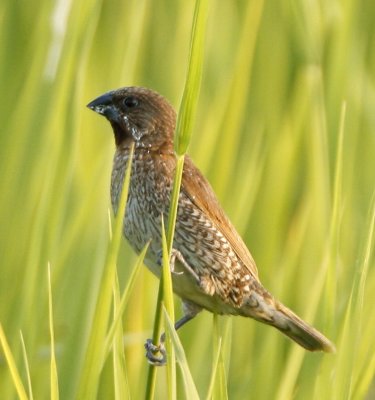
[87,87,176,149]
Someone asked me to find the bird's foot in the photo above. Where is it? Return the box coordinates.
[170,249,200,282]
[145,339,167,366]
[156,249,200,283]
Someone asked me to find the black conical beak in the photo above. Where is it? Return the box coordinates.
[87,91,114,115]
[87,91,122,124]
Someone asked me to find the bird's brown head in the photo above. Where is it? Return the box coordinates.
[87,87,176,149]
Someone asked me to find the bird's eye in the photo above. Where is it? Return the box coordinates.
[123,96,139,108]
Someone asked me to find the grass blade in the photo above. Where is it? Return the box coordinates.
[0,325,28,400]
[48,263,59,400]
[76,143,134,399]
[19,332,34,400]
[205,336,222,400]
[161,217,176,400]
[112,269,130,400]
[163,309,200,400]
[174,0,209,155]
[103,242,148,362]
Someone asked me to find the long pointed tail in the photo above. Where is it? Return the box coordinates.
[271,302,335,352]
[242,293,335,353]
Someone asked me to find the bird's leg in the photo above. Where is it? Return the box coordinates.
[145,303,201,366]
[159,314,196,343]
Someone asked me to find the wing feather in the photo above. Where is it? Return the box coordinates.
[180,156,259,279]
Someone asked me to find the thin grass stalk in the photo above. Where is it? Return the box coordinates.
[212,315,229,400]
[76,143,134,399]
[48,263,59,400]
[19,332,34,400]
[174,0,209,156]
[351,194,375,397]
[103,243,148,362]
[0,325,28,400]
[112,270,129,400]
[145,0,208,398]
[356,192,375,319]
[163,309,200,400]
[145,284,165,400]
[332,292,354,399]
[324,102,346,326]
[161,217,176,399]
[205,335,222,400]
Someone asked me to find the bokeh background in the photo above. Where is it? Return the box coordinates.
[1,0,375,398]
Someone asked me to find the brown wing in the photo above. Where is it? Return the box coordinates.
[181,155,259,279]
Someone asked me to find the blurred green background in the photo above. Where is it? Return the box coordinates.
[1,0,375,398]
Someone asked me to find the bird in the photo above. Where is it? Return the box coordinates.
[87,86,335,363]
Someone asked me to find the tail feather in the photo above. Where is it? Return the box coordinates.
[272,302,335,353]
[242,293,335,353]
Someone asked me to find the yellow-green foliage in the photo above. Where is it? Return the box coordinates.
[1,0,375,399]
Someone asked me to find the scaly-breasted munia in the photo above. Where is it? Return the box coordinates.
[87,86,335,363]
